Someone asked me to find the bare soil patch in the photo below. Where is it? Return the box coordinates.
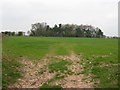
[9,52,93,88]
[9,58,56,88]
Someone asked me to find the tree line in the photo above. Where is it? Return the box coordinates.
[28,22,105,38]
[1,31,25,36]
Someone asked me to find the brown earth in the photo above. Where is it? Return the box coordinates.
[9,52,93,88]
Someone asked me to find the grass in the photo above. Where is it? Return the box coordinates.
[92,65,118,88]
[2,36,118,88]
[48,58,71,73]
[47,73,65,83]
[2,54,22,87]
[39,83,62,89]
[81,56,118,88]
[39,73,63,89]
[3,37,118,58]
[39,73,64,89]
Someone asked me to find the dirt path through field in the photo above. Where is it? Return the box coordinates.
[51,51,93,88]
[9,52,93,88]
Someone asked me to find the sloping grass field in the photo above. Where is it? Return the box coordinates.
[2,36,118,88]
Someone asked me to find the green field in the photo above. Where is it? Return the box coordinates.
[2,36,118,88]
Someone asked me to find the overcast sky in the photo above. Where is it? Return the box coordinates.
[0,0,119,36]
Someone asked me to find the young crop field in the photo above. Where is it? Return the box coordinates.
[2,36,118,88]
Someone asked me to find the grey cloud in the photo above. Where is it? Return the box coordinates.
[0,0,119,36]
